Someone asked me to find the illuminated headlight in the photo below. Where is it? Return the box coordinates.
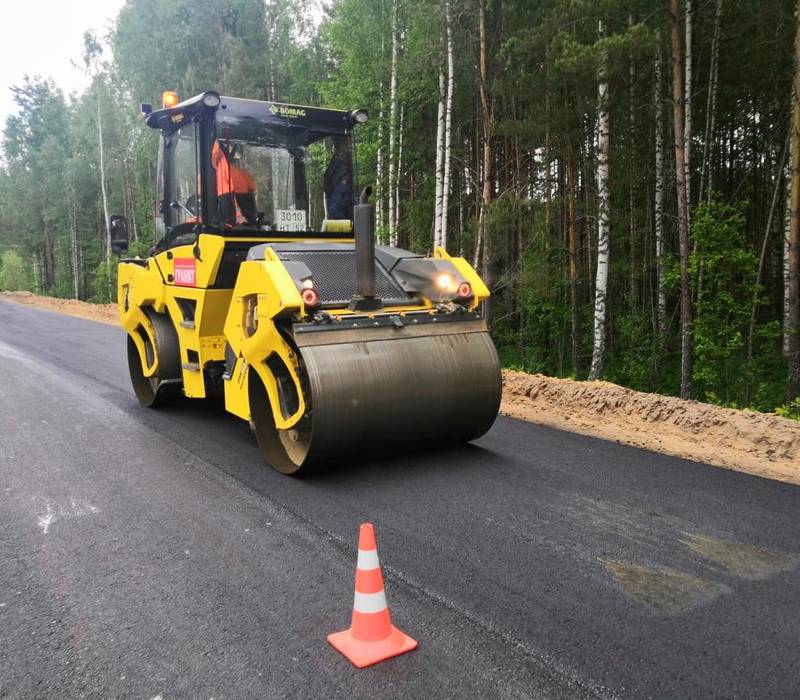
[203,93,221,107]
[435,273,455,291]
[301,277,315,289]
[350,109,369,124]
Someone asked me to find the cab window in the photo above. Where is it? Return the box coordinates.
[169,123,199,226]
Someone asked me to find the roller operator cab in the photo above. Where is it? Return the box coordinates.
[115,90,501,474]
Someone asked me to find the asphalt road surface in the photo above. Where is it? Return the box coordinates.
[1,299,799,699]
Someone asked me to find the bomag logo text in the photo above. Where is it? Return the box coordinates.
[269,104,306,118]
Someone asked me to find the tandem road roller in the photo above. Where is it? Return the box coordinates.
[113,91,501,474]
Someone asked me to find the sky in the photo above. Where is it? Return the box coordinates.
[0,0,125,125]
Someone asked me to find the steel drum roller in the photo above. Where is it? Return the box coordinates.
[252,322,501,473]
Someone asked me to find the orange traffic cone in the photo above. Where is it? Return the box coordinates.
[327,523,418,668]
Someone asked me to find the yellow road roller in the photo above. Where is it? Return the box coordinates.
[113,91,500,474]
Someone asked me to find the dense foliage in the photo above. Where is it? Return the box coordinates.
[0,0,797,414]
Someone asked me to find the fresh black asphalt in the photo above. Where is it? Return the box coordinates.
[0,299,798,699]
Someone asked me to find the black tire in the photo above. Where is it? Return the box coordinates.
[127,309,182,408]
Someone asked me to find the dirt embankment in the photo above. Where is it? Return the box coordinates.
[502,371,800,486]
[0,291,119,325]
[3,290,798,486]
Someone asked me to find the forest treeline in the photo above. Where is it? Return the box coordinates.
[1,0,799,415]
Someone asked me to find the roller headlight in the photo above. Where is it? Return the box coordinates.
[435,273,455,292]
[350,109,369,125]
[202,92,221,108]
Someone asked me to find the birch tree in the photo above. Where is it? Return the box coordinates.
[96,85,112,298]
[440,0,455,251]
[396,105,404,244]
[670,0,694,398]
[433,47,446,246]
[477,0,493,327]
[376,86,385,238]
[589,20,611,381]
[387,0,399,246]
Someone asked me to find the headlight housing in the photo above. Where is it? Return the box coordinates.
[390,258,470,303]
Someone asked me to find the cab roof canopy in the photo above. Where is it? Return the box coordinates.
[144,91,357,142]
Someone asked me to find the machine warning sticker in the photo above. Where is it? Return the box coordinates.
[173,258,196,287]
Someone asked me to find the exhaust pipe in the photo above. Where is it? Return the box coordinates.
[349,187,383,311]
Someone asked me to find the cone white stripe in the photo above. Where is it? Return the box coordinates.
[357,548,380,571]
[353,590,388,614]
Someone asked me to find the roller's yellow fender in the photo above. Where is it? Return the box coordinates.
[118,259,168,378]
[223,251,307,429]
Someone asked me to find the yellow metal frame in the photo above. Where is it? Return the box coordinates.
[222,248,307,426]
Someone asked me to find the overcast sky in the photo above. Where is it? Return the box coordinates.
[0,0,125,124]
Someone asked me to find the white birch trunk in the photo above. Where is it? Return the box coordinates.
[376,92,385,240]
[589,20,610,381]
[440,0,455,251]
[387,0,399,246]
[395,106,404,247]
[476,0,493,327]
[684,0,693,221]
[433,53,446,248]
[671,0,694,398]
[97,87,112,299]
[655,36,666,333]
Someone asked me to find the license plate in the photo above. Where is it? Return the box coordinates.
[276,209,306,232]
